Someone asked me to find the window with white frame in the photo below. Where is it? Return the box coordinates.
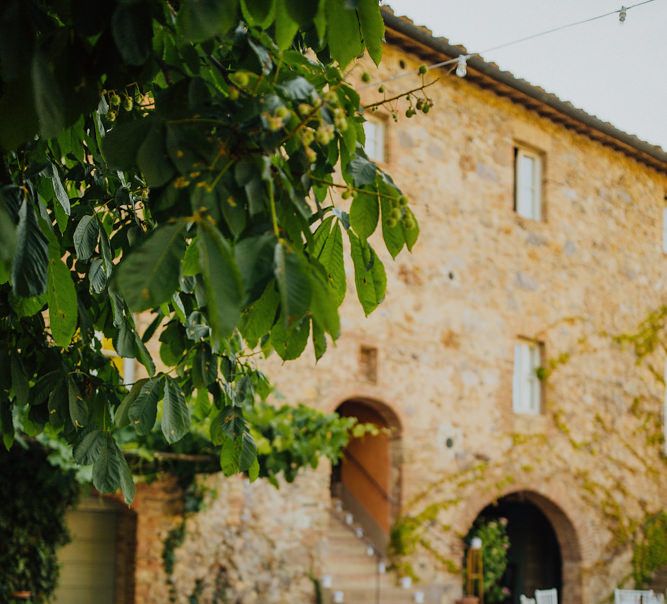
[662,206,667,253]
[512,339,542,415]
[363,118,386,163]
[514,146,543,220]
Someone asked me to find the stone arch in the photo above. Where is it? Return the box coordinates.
[462,489,583,604]
[332,397,402,551]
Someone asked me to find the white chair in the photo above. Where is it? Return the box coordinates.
[535,588,558,604]
[615,589,663,604]
[520,596,536,604]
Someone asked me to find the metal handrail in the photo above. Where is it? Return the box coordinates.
[343,450,398,505]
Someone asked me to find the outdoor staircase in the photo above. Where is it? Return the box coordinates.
[321,499,427,604]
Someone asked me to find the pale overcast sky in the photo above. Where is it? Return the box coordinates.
[385,0,667,149]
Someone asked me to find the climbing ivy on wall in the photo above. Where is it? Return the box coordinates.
[156,402,366,601]
[0,442,79,603]
[632,512,667,588]
[389,307,667,588]
[464,518,510,603]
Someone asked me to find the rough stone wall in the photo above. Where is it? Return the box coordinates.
[256,44,667,603]
[128,42,667,604]
[131,465,330,604]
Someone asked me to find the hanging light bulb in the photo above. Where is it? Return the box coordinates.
[456,55,468,78]
[619,6,627,23]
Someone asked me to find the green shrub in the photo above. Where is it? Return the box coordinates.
[633,512,667,587]
[464,517,511,603]
[0,443,79,603]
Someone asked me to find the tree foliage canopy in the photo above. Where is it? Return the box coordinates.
[0,0,418,502]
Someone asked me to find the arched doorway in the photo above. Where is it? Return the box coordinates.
[465,491,582,604]
[331,399,401,551]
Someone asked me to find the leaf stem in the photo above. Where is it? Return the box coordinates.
[362,78,438,110]
[269,182,280,239]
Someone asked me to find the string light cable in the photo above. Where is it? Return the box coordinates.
[364,0,660,85]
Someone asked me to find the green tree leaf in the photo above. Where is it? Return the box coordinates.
[197,220,243,345]
[162,376,190,444]
[128,377,164,434]
[219,431,257,475]
[115,379,147,428]
[111,2,152,66]
[211,406,245,445]
[0,73,38,151]
[102,119,152,170]
[235,233,275,301]
[181,239,200,276]
[380,195,405,259]
[48,163,70,222]
[357,0,384,65]
[12,199,49,297]
[88,257,108,294]
[31,50,65,138]
[9,294,45,317]
[350,190,379,240]
[311,218,346,306]
[248,456,260,481]
[10,354,29,407]
[0,194,17,283]
[349,230,386,315]
[311,319,327,361]
[275,0,299,49]
[325,0,363,67]
[403,207,419,251]
[192,345,216,388]
[285,0,320,25]
[92,432,135,503]
[309,267,340,339]
[349,155,377,186]
[239,281,280,347]
[271,314,310,360]
[279,76,316,101]
[177,0,239,42]
[115,222,188,311]
[274,243,311,322]
[73,215,99,261]
[73,429,104,465]
[67,377,88,428]
[0,396,14,450]
[137,124,175,187]
[238,430,257,471]
[240,0,276,28]
[47,242,77,347]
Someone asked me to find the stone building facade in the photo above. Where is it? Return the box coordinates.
[117,12,667,604]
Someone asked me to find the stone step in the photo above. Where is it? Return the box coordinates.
[326,553,378,566]
[327,573,408,589]
[323,586,421,604]
[323,535,379,557]
[328,566,383,580]
[327,531,366,543]
[325,541,378,554]
[323,505,419,602]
